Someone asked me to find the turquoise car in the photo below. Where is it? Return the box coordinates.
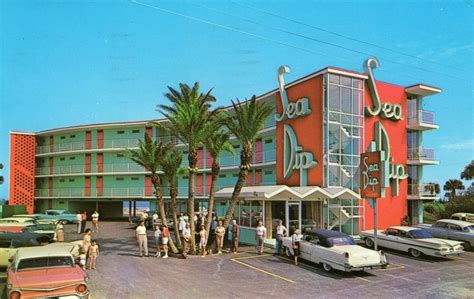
[14,210,79,224]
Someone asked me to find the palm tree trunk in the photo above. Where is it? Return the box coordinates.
[151,175,178,253]
[205,160,220,238]
[188,147,198,253]
[223,143,253,229]
[169,183,182,249]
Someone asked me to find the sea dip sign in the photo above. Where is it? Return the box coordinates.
[360,151,385,198]
[276,65,317,186]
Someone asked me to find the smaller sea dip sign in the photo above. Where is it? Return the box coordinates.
[360,151,383,198]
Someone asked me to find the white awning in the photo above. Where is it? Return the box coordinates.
[215,185,360,201]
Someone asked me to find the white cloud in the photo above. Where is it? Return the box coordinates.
[441,139,474,150]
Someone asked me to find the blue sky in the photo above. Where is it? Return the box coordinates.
[0,0,473,199]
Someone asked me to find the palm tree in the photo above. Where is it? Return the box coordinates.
[221,96,273,228]
[127,133,178,253]
[443,179,465,200]
[161,146,184,249]
[461,160,474,180]
[156,82,217,253]
[202,120,235,237]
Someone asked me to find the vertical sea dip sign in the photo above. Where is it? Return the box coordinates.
[360,151,383,199]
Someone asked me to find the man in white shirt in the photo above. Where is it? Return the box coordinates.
[181,223,191,259]
[76,212,82,234]
[275,220,288,255]
[135,221,149,257]
[255,220,267,254]
[178,216,186,236]
[152,212,159,227]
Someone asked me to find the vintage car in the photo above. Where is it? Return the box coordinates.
[6,246,89,299]
[360,226,465,258]
[0,218,36,225]
[282,229,388,272]
[0,239,36,275]
[0,224,57,241]
[14,210,78,224]
[415,219,474,250]
[450,213,474,223]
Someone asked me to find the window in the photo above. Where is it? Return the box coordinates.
[132,129,140,133]
[59,179,65,182]
[264,170,272,175]
[116,154,124,158]
[116,177,124,181]
[434,222,448,229]
[70,135,76,138]
[264,139,273,144]
[232,174,239,177]
[69,157,75,160]
[233,145,240,149]
[68,179,75,182]
[219,174,226,178]
[117,130,125,134]
[60,157,65,161]
[448,224,462,231]
[183,176,189,179]
[60,136,66,140]
[131,177,139,181]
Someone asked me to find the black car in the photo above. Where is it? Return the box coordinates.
[0,231,51,246]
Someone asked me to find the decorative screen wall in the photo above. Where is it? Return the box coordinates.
[9,133,36,213]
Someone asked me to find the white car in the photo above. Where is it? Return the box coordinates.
[360,226,465,258]
[282,229,388,272]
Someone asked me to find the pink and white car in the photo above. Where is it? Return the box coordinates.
[6,246,89,299]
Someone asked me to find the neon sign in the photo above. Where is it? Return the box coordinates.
[276,65,317,186]
[284,125,318,185]
[365,58,403,121]
[373,122,408,196]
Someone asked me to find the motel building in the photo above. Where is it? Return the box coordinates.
[8,58,441,244]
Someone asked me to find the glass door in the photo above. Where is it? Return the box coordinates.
[286,201,301,236]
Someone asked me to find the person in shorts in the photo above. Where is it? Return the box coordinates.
[255,220,267,254]
[291,229,303,266]
[198,225,207,257]
[91,210,99,233]
[154,225,162,257]
[161,224,170,258]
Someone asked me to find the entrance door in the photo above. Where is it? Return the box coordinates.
[286,201,301,236]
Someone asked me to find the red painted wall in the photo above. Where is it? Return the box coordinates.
[255,138,262,163]
[363,81,408,230]
[9,133,36,213]
[276,75,324,186]
[145,176,152,196]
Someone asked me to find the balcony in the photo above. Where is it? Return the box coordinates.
[35,136,181,155]
[408,183,440,200]
[407,147,439,165]
[407,110,439,130]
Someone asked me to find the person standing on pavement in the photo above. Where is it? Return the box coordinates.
[76,212,82,234]
[55,220,65,242]
[135,221,149,257]
[231,219,239,254]
[161,225,170,258]
[178,216,186,237]
[198,225,207,257]
[81,211,87,234]
[154,225,162,258]
[181,223,191,259]
[82,229,92,267]
[275,220,288,255]
[255,220,267,254]
[91,210,99,233]
[291,229,303,266]
[215,220,225,255]
[152,211,159,228]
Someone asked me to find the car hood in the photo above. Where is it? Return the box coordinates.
[10,266,86,289]
[417,238,463,247]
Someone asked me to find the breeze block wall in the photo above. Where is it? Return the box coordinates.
[9,133,36,213]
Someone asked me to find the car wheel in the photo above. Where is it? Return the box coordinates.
[322,263,332,272]
[285,247,292,257]
[365,238,374,248]
[409,248,422,258]
[462,242,472,251]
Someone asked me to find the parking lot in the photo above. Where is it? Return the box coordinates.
[45,221,474,299]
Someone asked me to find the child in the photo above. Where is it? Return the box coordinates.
[79,249,87,270]
[199,225,207,257]
[88,240,99,270]
[154,225,162,258]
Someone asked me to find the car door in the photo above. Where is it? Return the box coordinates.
[447,224,463,241]
[298,237,312,261]
[431,222,449,238]
[0,240,15,267]
[377,228,397,249]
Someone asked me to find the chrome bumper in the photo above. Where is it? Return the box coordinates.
[435,250,464,256]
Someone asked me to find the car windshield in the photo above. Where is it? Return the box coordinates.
[463,225,474,232]
[408,229,433,239]
[328,236,356,246]
[17,256,73,271]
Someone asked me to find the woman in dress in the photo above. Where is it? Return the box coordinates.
[82,229,92,268]
[215,221,226,255]
[291,229,303,266]
[55,220,65,242]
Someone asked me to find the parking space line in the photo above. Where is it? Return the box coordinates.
[231,254,295,284]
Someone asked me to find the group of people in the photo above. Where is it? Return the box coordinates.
[273,220,303,265]
[135,212,241,259]
[81,228,100,270]
[76,210,100,234]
